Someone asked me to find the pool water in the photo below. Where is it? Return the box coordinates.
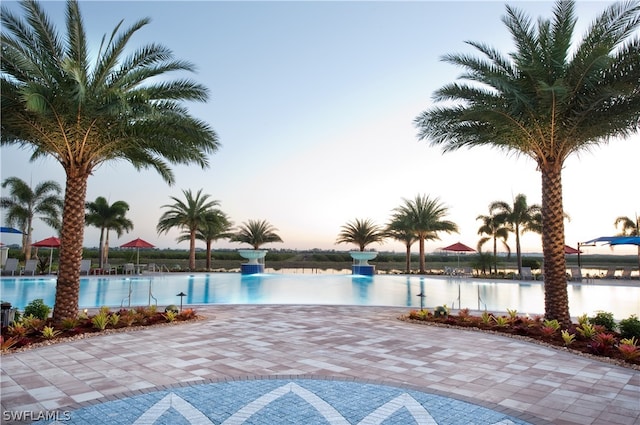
[1,273,638,319]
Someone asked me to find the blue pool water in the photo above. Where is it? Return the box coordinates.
[1,273,638,319]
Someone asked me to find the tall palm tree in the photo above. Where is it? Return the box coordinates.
[0,177,63,260]
[614,213,640,271]
[489,194,541,276]
[414,0,640,324]
[1,1,219,320]
[230,219,284,250]
[335,218,385,252]
[85,197,133,268]
[178,209,232,270]
[157,189,221,271]
[476,210,511,275]
[391,195,458,274]
[385,216,417,274]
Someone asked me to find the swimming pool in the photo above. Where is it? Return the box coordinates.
[1,273,638,319]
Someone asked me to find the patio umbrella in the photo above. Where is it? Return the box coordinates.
[32,236,61,274]
[120,238,155,266]
[564,245,582,254]
[442,242,476,267]
[0,227,22,234]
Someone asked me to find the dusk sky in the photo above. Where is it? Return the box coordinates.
[1,1,638,256]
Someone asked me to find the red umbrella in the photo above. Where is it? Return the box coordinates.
[32,236,61,274]
[120,238,155,266]
[564,245,582,255]
[442,242,476,267]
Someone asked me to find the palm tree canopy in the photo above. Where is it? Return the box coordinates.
[230,219,283,250]
[0,176,63,259]
[490,194,542,236]
[177,209,233,244]
[415,0,640,169]
[1,0,220,183]
[391,194,458,239]
[336,218,385,252]
[85,197,133,238]
[614,214,639,236]
[157,189,221,235]
[0,177,63,234]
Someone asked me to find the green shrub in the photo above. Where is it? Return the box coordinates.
[588,311,616,332]
[23,299,51,320]
[619,315,640,340]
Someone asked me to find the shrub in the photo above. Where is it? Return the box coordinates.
[41,326,62,339]
[589,311,616,332]
[23,299,51,320]
[163,311,178,322]
[91,312,109,330]
[561,330,575,346]
[61,317,79,330]
[577,323,597,339]
[619,315,640,340]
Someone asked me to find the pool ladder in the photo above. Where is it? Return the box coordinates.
[449,284,488,311]
[121,278,158,308]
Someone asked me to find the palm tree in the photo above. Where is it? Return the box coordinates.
[414,0,640,325]
[386,216,417,274]
[230,219,284,250]
[0,177,63,260]
[391,195,458,274]
[178,209,232,270]
[157,189,221,271]
[335,218,385,252]
[1,1,219,320]
[489,194,541,276]
[476,210,511,275]
[85,197,133,268]
[614,214,640,272]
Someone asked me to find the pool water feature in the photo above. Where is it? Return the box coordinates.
[2,273,638,319]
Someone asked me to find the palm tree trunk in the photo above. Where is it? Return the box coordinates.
[540,166,571,326]
[206,240,212,270]
[515,226,522,276]
[54,173,88,321]
[418,236,426,274]
[98,227,105,268]
[492,236,498,275]
[103,231,110,268]
[405,243,411,274]
[189,231,196,271]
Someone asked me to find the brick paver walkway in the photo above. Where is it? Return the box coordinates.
[1,305,638,424]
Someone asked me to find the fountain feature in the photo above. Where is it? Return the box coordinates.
[238,249,267,274]
[349,251,378,275]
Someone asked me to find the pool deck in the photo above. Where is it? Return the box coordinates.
[1,305,639,424]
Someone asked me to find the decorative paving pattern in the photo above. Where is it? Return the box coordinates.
[33,379,530,425]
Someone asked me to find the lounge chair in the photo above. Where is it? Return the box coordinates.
[22,259,38,276]
[102,263,117,275]
[1,258,19,276]
[620,268,633,280]
[569,266,582,282]
[520,267,533,280]
[80,259,92,275]
[603,267,617,279]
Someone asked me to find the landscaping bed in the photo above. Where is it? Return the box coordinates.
[400,308,640,370]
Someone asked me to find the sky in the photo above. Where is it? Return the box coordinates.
[1,0,638,257]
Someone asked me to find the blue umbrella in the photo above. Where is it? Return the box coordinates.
[609,236,640,246]
[0,227,22,234]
